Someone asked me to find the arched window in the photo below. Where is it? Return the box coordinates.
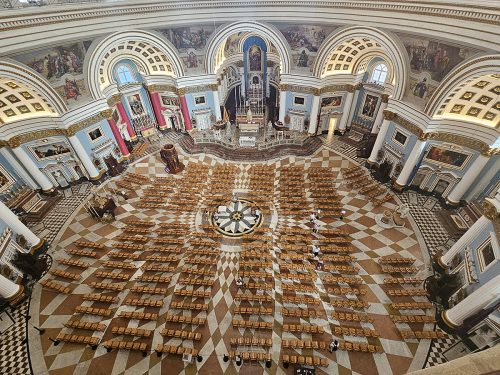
[116,64,135,85]
[371,63,388,85]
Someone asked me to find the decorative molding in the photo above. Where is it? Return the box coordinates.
[422,132,491,154]
[482,199,499,221]
[147,84,178,94]
[106,93,122,107]
[383,110,396,121]
[381,94,390,103]
[280,84,320,95]
[320,84,352,94]
[178,84,218,95]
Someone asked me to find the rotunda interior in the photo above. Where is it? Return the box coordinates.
[0,1,499,375]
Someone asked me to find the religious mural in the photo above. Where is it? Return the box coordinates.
[0,165,15,193]
[224,32,244,56]
[360,94,379,118]
[28,139,72,161]
[13,41,92,109]
[397,33,482,110]
[248,45,262,71]
[296,50,310,68]
[127,94,145,116]
[321,96,342,107]
[424,145,471,169]
[277,24,335,52]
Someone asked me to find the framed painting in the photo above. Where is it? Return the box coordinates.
[359,94,379,119]
[87,126,104,143]
[293,96,305,106]
[321,96,342,107]
[194,95,206,106]
[392,129,409,147]
[161,96,178,107]
[424,145,471,170]
[0,165,15,194]
[127,93,145,117]
[28,139,72,161]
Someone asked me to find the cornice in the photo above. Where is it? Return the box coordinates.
[280,84,319,95]
[320,84,352,94]
[0,110,110,149]
[1,1,499,32]
[178,84,218,95]
[147,84,178,94]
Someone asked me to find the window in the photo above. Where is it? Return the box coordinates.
[371,63,388,85]
[116,65,135,85]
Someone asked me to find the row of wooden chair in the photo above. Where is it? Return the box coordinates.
[64,320,106,331]
[56,333,99,346]
[131,286,167,295]
[282,283,317,293]
[50,269,80,280]
[279,263,315,271]
[282,354,328,367]
[332,312,374,323]
[115,234,149,243]
[279,273,314,282]
[282,296,320,305]
[174,289,210,298]
[114,243,144,250]
[282,308,318,318]
[145,255,180,262]
[282,340,327,350]
[391,302,433,310]
[238,271,271,279]
[103,340,148,352]
[161,329,202,341]
[339,341,382,353]
[400,330,446,339]
[330,299,369,309]
[136,274,171,283]
[381,266,418,274]
[170,301,209,311]
[327,287,366,296]
[228,351,273,364]
[332,325,379,338]
[322,275,363,285]
[122,227,150,234]
[123,219,154,227]
[387,288,427,296]
[181,268,214,276]
[39,279,70,294]
[83,294,117,303]
[282,324,325,334]
[232,319,273,330]
[165,314,206,325]
[323,264,359,273]
[118,311,158,320]
[74,240,104,249]
[112,326,152,337]
[230,336,273,348]
[124,298,163,307]
[57,258,90,268]
[144,264,176,272]
[184,258,216,266]
[378,257,414,265]
[108,252,140,260]
[233,306,272,315]
[234,294,273,303]
[240,261,273,268]
[238,282,273,290]
[178,278,214,286]
[102,261,135,270]
[390,315,436,323]
[373,194,394,207]
[383,277,424,285]
[75,306,112,317]
[90,282,124,292]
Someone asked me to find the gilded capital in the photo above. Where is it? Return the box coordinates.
[312,88,320,96]
[354,83,363,90]
[107,93,122,107]
[178,87,187,96]
[209,84,219,91]
[381,94,390,103]
[383,110,395,121]
[346,85,355,93]
[482,199,499,221]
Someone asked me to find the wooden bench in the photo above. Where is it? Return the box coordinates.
[103,340,148,353]
[118,311,158,320]
[160,329,202,341]
[282,354,328,367]
[111,326,152,338]
[229,337,272,347]
[130,286,167,295]
[90,282,124,292]
[39,279,70,294]
[56,333,99,346]
[83,294,118,303]
[232,320,273,330]
[94,271,131,280]
[50,269,80,280]
[124,298,163,307]
[165,315,206,325]
[64,320,106,331]
[282,324,325,334]
[75,306,112,317]
[155,344,199,357]
[170,301,208,311]
[57,258,90,268]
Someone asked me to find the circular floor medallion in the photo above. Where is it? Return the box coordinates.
[212,198,262,237]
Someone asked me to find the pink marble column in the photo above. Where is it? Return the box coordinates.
[150,92,167,130]
[116,102,137,140]
[107,118,130,158]
[179,95,193,132]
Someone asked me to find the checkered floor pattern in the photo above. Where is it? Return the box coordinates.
[1,136,464,375]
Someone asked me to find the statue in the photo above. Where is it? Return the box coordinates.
[160,144,185,174]
[246,108,253,122]
[380,203,410,228]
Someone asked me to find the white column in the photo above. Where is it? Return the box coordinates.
[346,88,361,126]
[443,274,500,328]
[11,147,54,193]
[68,135,99,179]
[239,67,245,99]
[439,216,490,267]
[212,90,222,121]
[0,273,21,300]
[446,154,490,204]
[338,90,354,132]
[279,90,288,123]
[371,96,389,134]
[395,139,426,187]
[368,118,391,164]
[0,200,41,247]
[308,95,320,134]
[0,148,38,189]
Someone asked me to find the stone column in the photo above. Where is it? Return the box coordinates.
[0,200,42,249]
[441,274,500,329]
[239,67,245,99]
[212,89,222,121]
[116,102,137,141]
[338,85,354,132]
[11,147,55,193]
[279,90,287,123]
[346,86,362,127]
[394,138,426,190]
[371,94,389,134]
[107,118,130,159]
[179,94,193,132]
[308,94,320,134]
[149,91,167,130]
[436,216,490,270]
[446,154,489,205]
[367,111,393,165]
[0,274,23,302]
[67,135,101,181]
[0,148,38,189]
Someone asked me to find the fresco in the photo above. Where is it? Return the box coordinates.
[360,94,379,118]
[161,26,215,52]
[397,33,482,110]
[248,45,263,71]
[13,42,92,109]
[225,32,244,56]
[321,96,342,107]
[28,139,72,161]
[277,24,335,52]
[424,145,471,169]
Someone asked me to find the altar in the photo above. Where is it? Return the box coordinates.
[239,122,260,134]
[239,136,256,147]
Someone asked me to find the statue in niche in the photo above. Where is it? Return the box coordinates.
[246,108,253,122]
[297,50,309,68]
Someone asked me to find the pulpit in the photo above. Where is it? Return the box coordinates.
[160,144,185,174]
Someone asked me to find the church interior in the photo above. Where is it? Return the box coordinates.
[0,1,499,374]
